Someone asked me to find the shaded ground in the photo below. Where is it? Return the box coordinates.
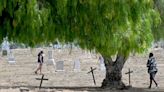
[0,86,164,92]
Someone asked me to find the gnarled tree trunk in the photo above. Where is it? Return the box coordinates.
[101,54,127,89]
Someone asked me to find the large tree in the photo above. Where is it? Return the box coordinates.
[0,0,160,89]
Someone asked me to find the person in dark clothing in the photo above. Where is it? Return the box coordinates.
[35,51,44,74]
[147,53,158,89]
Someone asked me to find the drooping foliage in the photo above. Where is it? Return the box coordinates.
[46,0,160,56]
[0,0,160,57]
[0,0,51,46]
[153,0,164,41]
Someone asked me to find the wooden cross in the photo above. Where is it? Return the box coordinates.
[36,74,48,89]
[125,68,133,86]
[87,67,97,85]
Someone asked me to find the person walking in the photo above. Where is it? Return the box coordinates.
[35,51,44,74]
[147,53,158,89]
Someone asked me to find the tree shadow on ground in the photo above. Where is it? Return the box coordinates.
[0,86,163,92]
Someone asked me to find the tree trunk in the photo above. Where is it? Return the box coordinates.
[101,54,127,89]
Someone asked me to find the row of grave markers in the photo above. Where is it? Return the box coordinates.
[47,50,82,71]
[3,50,106,71]
[55,60,81,71]
[5,58,105,72]
[42,50,105,71]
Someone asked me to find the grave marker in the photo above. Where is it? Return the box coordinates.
[125,68,133,86]
[1,39,10,56]
[2,50,7,56]
[8,52,15,64]
[99,56,105,71]
[56,61,64,71]
[87,67,97,85]
[73,59,80,71]
[36,74,48,89]
[53,44,62,49]
[47,50,55,65]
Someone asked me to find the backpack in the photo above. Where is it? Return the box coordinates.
[147,57,158,73]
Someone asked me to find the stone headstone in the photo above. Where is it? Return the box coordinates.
[48,50,53,59]
[56,61,64,71]
[8,52,15,64]
[2,50,7,56]
[53,44,62,49]
[99,56,105,71]
[91,50,97,58]
[47,50,55,65]
[1,40,10,56]
[73,59,80,71]
[82,51,92,59]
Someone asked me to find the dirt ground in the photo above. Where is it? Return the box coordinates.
[0,47,164,92]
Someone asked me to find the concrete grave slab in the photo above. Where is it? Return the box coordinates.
[73,59,81,71]
[56,61,64,71]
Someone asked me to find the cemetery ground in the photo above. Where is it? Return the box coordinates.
[0,48,164,92]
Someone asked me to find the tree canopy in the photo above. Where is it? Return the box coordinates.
[0,0,51,45]
[153,0,164,41]
[0,0,160,57]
